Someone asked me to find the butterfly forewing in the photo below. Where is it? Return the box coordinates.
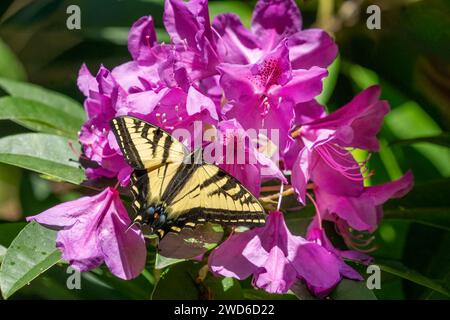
[110,116,187,170]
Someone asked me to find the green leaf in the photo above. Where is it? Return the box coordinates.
[243,288,297,300]
[0,222,27,247]
[384,208,450,231]
[329,279,377,300]
[289,282,317,300]
[0,222,61,299]
[317,55,340,105]
[0,77,85,122]
[377,259,450,297]
[0,96,83,138]
[155,253,185,270]
[390,133,450,148]
[385,101,450,177]
[0,244,6,264]
[203,276,244,300]
[384,178,450,230]
[152,261,201,300]
[208,1,252,28]
[343,62,450,177]
[0,39,26,81]
[0,133,85,184]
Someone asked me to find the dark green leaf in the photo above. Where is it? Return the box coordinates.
[0,39,26,81]
[152,261,201,300]
[317,55,340,105]
[0,96,83,138]
[203,276,244,300]
[290,282,317,300]
[0,222,27,247]
[330,279,377,300]
[384,178,450,230]
[242,288,297,300]
[208,1,252,27]
[155,253,185,270]
[0,77,85,121]
[376,259,450,297]
[0,133,85,184]
[390,133,450,148]
[0,244,6,264]
[0,221,61,299]
[384,208,450,231]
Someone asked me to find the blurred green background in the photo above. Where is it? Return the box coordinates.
[0,0,449,299]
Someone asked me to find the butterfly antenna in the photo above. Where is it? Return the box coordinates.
[125,221,138,233]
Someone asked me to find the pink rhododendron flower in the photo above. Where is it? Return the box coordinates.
[209,211,342,294]
[290,85,390,203]
[312,171,414,232]
[219,41,327,153]
[213,0,337,68]
[27,188,146,280]
[77,65,133,185]
[305,226,371,297]
[205,119,286,195]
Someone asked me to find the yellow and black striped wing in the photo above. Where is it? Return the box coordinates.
[159,163,266,234]
[110,116,187,170]
[128,162,182,214]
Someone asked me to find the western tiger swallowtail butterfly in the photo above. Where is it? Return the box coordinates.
[110,116,266,239]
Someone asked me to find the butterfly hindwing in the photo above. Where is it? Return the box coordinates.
[162,163,266,229]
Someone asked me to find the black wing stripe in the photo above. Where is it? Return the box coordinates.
[111,118,144,168]
[129,170,149,213]
[161,162,198,204]
[161,135,173,164]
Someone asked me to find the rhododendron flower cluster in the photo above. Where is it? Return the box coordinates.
[29,0,413,296]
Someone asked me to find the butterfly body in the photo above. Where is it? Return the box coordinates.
[110,116,266,239]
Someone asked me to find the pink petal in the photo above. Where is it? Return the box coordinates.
[128,16,157,62]
[27,188,110,228]
[292,242,341,289]
[56,218,103,272]
[186,86,218,121]
[252,0,302,50]
[289,29,338,69]
[315,186,377,231]
[208,230,259,280]
[252,246,297,294]
[294,100,327,125]
[98,191,146,280]
[213,13,261,64]
[307,86,388,151]
[291,146,312,204]
[366,171,414,205]
[217,63,257,104]
[311,152,364,197]
[269,67,327,104]
[164,0,212,48]
[77,64,97,97]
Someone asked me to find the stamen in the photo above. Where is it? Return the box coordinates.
[145,35,152,49]
[316,144,366,181]
[334,220,376,253]
[306,192,322,229]
[257,96,271,117]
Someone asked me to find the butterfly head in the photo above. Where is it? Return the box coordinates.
[135,204,167,233]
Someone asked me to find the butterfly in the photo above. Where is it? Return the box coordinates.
[110,116,266,239]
